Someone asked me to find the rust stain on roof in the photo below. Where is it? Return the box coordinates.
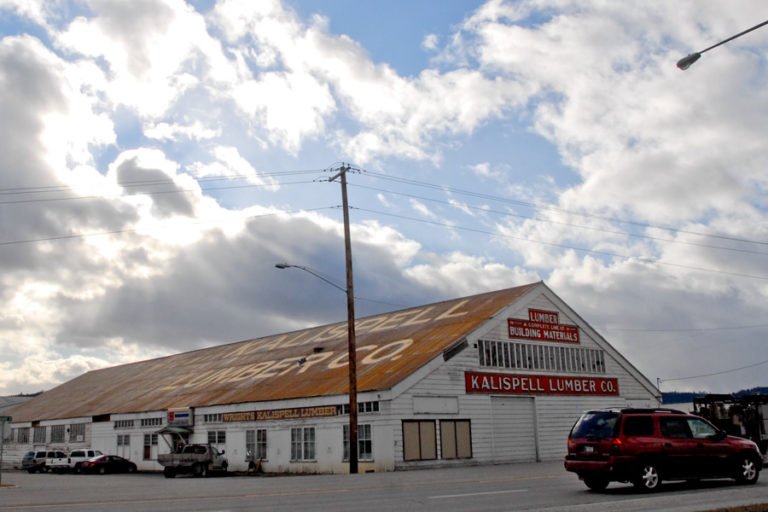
[9,283,540,422]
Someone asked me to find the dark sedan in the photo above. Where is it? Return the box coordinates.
[80,455,137,474]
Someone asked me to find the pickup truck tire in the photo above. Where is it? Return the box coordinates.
[74,463,82,474]
[196,463,209,478]
[163,467,176,478]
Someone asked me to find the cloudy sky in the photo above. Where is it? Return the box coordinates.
[1,0,767,397]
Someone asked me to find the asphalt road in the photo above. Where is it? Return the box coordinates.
[1,461,766,512]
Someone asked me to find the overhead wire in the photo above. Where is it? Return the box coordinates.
[360,169,768,248]
[349,182,768,257]
[352,206,768,281]
[661,357,768,383]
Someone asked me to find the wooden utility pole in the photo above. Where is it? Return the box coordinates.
[330,163,358,474]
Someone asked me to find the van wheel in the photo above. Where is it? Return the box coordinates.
[734,455,759,485]
[633,462,661,491]
[583,476,609,491]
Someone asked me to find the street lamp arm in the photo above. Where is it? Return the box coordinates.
[678,19,768,70]
[274,263,347,293]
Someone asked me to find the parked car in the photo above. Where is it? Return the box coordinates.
[564,408,763,492]
[46,451,71,473]
[21,450,64,473]
[79,455,137,474]
[20,451,37,473]
[67,449,103,473]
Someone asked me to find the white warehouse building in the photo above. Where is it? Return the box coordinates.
[6,282,660,473]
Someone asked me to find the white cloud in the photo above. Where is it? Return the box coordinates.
[422,33,439,51]
[3,0,768,397]
[144,120,220,141]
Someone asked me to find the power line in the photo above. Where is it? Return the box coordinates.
[360,170,768,248]
[661,357,768,383]
[0,207,337,247]
[0,178,320,205]
[604,324,768,333]
[352,206,768,281]
[0,169,323,196]
[350,182,768,257]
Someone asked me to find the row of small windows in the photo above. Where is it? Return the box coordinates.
[13,423,87,444]
[341,401,380,414]
[478,339,606,374]
[114,418,164,429]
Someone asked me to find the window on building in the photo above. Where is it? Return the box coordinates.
[343,423,373,461]
[247,429,268,460]
[51,424,66,443]
[114,419,135,429]
[402,420,437,461]
[256,429,267,459]
[33,426,47,444]
[17,427,30,444]
[203,413,223,423]
[207,430,226,445]
[440,420,472,459]
[117,434,130,446]
[69,423,86,442]
[290,427,315,461]
[477,339,606,374]
[341,401,380,414]
[143,433,158,460]
[140,417,163,428]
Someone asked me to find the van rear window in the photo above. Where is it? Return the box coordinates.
[570,412,620,439]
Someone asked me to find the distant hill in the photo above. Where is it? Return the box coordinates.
[663,387,768,404]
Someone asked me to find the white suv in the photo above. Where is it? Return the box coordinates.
[68,449,104,473]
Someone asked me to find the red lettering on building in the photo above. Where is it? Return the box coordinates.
[465,371,618,396]
[508,313,580,344]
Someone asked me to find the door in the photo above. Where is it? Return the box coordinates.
[490,397,538,462]
[659,416,697,478]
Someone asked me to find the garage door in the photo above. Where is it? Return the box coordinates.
[490,396,537,462]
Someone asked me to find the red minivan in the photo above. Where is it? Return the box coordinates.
[564,408,762,491]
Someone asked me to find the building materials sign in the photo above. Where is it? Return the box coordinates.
[465,371,619,396]
[508,309,580,343]
[222,406,339,422]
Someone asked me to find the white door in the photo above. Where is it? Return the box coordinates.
[490,396,538,462]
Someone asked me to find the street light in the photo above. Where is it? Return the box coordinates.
[275,261,359,474]
[274,263,346,293]
[677,19,768,70]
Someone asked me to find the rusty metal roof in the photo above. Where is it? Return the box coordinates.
[9,283,540,422]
